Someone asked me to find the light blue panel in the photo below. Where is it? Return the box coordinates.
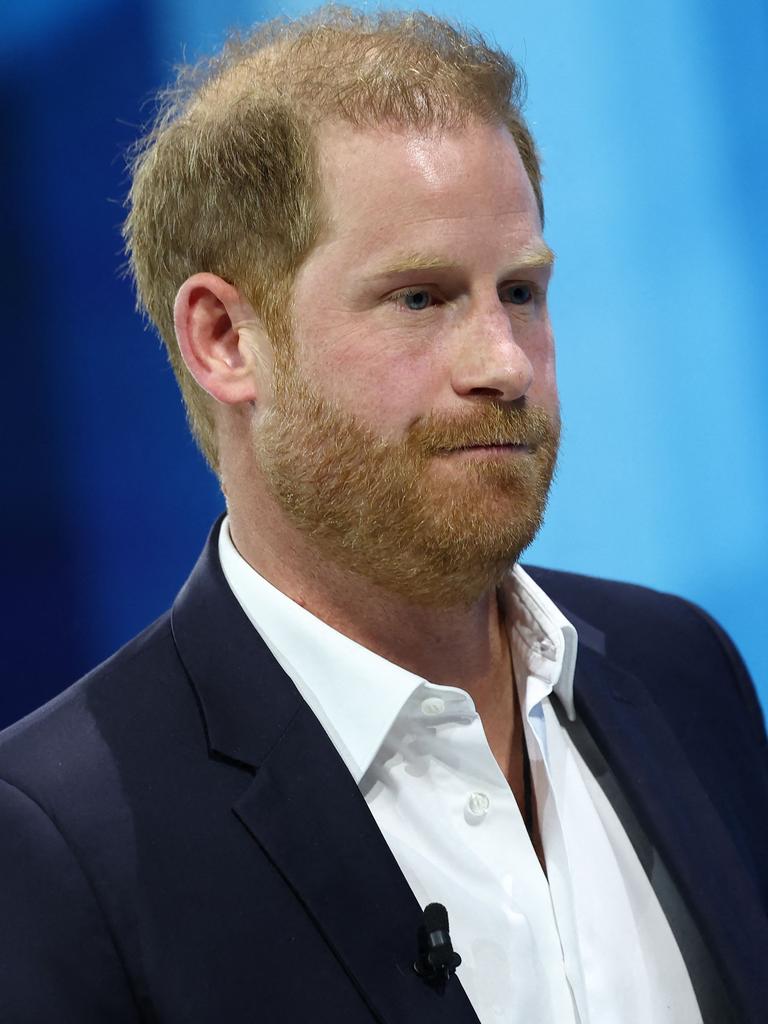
[146,0,767,709]
[150,0,272,64]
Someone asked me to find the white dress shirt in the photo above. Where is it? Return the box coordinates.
[219,517,702,1024]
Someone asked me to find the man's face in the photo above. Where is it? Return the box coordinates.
[252,119,560,606]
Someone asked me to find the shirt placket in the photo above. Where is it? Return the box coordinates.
[520,668,589,1024]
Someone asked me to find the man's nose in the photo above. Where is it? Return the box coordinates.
[450,304,534,401]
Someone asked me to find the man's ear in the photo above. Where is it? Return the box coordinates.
[173,273,272,406]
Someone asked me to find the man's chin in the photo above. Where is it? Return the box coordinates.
[343,509,545,608]
[422,470,550,530]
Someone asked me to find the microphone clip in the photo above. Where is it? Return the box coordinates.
[413,902,462,987]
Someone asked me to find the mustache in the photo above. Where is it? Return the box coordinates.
[407,402,559,455]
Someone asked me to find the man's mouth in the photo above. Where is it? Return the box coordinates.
[441,442,532,456]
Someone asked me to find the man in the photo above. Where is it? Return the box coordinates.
[1,7,766,1023]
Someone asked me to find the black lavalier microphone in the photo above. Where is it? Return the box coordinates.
[413,903,462,986]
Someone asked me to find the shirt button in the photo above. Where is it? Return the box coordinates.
[421,697,445,716]
[465,791,491,823]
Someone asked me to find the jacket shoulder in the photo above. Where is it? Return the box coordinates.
[524,563,695,626]
[524,563,767,744]
[0,611,192,801]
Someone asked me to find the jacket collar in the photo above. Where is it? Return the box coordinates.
[170,515,303,769]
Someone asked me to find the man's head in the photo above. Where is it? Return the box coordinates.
[124,6,560,606]
[124,6,545,471]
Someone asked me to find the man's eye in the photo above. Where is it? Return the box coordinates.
[392,289,434,311]
[502,283,534,305]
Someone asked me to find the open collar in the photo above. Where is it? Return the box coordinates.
[216,515,579,782]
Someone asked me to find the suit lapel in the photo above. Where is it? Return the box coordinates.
[171,519,479,1024]
[235,702,479,1024]
[569,635,768,1024]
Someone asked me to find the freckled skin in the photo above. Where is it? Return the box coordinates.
[286,120,558,440]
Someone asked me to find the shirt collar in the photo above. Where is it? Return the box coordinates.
[218,517,578,783]
[507,564,578,721]
[219,518,424,782]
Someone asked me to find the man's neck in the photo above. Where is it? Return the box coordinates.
[226,506,513,699]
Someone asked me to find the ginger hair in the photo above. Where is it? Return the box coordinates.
[123,5,544,473]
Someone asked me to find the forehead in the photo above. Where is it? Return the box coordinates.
[310,119,543,269]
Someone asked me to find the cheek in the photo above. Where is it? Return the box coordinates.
[528,330,559,411]
[297,316,444,427]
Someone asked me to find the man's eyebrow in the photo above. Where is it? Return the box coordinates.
[510,241,556,270]
[366,241,556,279]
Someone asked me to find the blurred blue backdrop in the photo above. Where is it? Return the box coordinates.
[1,0,766,728]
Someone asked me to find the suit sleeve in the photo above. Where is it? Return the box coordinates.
[0,778,141,1023]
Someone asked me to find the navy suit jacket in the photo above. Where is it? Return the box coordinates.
[1,517,767,1023]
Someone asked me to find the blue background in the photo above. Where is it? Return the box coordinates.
[2,0,766,728]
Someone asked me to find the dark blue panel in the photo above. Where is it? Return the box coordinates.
[0,0,221,728]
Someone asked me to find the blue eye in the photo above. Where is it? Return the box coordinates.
[503,283,534,305]
[395,289,433,311]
